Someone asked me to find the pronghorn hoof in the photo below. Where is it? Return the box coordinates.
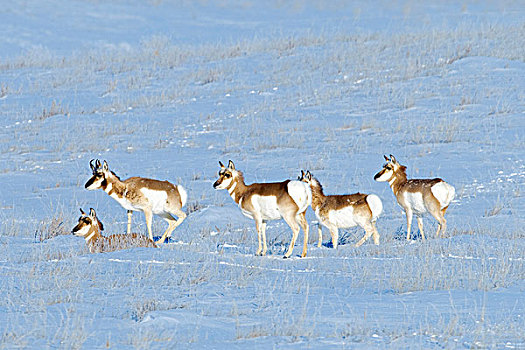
[283,255,289,259]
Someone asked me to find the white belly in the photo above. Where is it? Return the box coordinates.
[140,188,169,214]
[326,207,358,228]
[249,195,282,221]
[403,192,427,215]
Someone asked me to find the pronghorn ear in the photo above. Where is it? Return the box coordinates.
[89,208,96,218]
[390,154,397,163]
[228,160,235,170]
[102,160,109,171]
[219,161,225,168]
[298,170,305,180]
[306,171,312,180]
[80,208,86,215]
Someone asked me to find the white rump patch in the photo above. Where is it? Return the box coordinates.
[177,185,188,207]
[141,188,169,213]
[366,194,383,221]
[287,180,312,213]
[431,181,455,209]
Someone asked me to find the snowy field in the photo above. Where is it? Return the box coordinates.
[0,0,524,348]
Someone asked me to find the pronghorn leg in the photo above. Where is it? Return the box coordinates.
[254,217,264,256]
[405,209,413,240]
[282,214,301,258]
[143,209,154,241]
[371,222,380,245]
[440,217,447,237]
[158,209,187,243]
[317,223,323,248]
[439,206,449,237]
[158,220,176,244]
[355,224,374,247]
[127,210,133,234]
[329,226,339,249]
[430,209,446,238]
[297,212,309,258]
[261,221,268,256]
[417,217,426,241]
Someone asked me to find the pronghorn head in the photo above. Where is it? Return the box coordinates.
[85,159,110,190]
[298,170,313,184]
[374,154,403,182]
[213,160,238,190]
[72,208,104,238]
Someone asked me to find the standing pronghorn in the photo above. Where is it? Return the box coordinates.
[374,155,455,240]
[299,170,382,248]
[85,159,187,243]
[213,161,311,258]
[72,208,157,253]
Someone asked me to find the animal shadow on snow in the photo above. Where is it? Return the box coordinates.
[319,229,358,248]
[393,225,424,241]
[153,236,177,244]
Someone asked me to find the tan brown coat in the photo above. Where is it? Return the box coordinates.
[214,160,311,258]
[72,208,157,253]
[300,171,382,248]
[85,160,187,243]
[374,155,455,240]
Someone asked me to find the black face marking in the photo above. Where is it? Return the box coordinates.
[85,177,95,189]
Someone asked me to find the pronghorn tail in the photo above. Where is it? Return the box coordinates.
[287,180,312,213]
[177,185,188,207]
[366,194,383,222]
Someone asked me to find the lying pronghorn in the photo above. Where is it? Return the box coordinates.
[85,159,187,244]
[299,170,382,248]
[213,160,311,258]
[72,208,157,253]
[374,155,455,240]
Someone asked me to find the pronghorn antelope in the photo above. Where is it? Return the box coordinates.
[72,208,157,253]
[213,160,312,258]
[299,170,382,248]
[374,155,455,240]
[85,159,187,244]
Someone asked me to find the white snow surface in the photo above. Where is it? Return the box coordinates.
[0,0,524,348]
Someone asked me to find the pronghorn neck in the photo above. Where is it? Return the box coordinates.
[84,225,102,245]
[309,178,326,210]
[390,167,408,195]
[227,175,246,204]
[103,173,126,198]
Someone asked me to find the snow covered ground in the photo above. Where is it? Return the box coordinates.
[0,0,523,348]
